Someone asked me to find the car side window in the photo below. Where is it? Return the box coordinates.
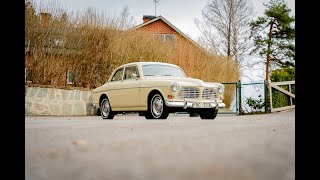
[111,68,124,81]
[124,66,139,80]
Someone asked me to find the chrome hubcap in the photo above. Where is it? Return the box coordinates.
[101,99,110,117]
[152,95,163,118]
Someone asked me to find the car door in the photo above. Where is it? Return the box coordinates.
[107,67,125,108]
[121,65,140,107]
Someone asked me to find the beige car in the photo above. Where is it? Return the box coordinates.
[92,62,226,120]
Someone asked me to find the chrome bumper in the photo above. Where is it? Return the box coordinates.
[165,99,226,109]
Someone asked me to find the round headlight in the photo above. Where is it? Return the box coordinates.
[171,82,180,91]
[217,84,225,94]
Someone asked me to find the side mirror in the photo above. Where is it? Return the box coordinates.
[132,73,138,79]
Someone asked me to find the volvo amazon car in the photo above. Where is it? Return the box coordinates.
[92,62,226,120]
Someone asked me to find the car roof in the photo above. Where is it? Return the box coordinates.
[118,62,180,68]
[108,62,183,82]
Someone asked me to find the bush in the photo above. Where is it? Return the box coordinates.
[245,95,265,114]
[270,68,295,108]
[270,68,295,82]
[25,0,239,107]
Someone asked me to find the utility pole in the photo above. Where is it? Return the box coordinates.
[154,0,160,16]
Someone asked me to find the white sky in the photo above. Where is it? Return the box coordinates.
[32,0,295,41]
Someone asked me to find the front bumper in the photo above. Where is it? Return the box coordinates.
[165,99,226,109]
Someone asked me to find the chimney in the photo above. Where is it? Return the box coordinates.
[143,15,156,23]
[40,12,52,27]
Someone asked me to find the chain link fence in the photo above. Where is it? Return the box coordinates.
[220,81,269,115]
[238,81,268,114]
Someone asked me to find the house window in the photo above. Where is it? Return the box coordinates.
[67,70,74,84]
[165,34,175,44]
[153,34,176,47]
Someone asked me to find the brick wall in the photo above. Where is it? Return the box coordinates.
[137,19,202,77]
[139,20,176,34]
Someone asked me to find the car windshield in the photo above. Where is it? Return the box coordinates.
[142,64,186,78]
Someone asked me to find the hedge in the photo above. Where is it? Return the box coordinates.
[270,68,295,108]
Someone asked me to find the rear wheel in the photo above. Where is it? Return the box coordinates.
[100,98,114,119]
[145,93,169,119]
[199,109,218,120]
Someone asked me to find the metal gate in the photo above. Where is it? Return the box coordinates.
[220,81,269,115]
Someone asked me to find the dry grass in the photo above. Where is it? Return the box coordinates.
[25,0,239,107]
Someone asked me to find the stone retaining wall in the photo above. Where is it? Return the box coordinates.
[25,86,96,116]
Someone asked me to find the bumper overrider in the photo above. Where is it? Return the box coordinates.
[165,99,226,109]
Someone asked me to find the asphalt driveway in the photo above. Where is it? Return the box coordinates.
[25,110,295,180]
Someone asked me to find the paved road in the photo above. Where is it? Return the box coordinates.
[25,110,295,180]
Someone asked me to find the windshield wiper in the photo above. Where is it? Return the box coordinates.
[162,74,172,76]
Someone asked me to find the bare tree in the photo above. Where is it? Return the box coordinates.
[118,5,136,30]
[195,0,254,66]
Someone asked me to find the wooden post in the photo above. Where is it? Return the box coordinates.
[268,80,273,113]
[264,80,268,113]
[238,80,242,115]
[289,84,293,106]
[236,82,238,115]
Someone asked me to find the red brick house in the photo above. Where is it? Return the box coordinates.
[130,15,209,77]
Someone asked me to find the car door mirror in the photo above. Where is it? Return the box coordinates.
[132,73,138,79]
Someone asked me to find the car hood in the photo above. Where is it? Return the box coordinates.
[144,76,221,88]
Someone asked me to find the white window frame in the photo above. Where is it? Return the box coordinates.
[153,34,176,47]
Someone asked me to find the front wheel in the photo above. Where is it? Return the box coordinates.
[100,98,114,119]
[145,93,169,119]
[199,109,218,120]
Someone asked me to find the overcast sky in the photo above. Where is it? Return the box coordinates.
[33,0,295,41]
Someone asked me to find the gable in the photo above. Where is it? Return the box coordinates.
[138,19,176,35]
[130,16,209,55]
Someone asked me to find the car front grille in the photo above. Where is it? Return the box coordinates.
[177,87,200,99]
[202,88,217,99]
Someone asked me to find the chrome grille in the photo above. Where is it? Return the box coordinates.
[202,88,217,99]
[177,87,200,99]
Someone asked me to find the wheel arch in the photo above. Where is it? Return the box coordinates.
[144,89,169,119]
[99,93,109,108]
